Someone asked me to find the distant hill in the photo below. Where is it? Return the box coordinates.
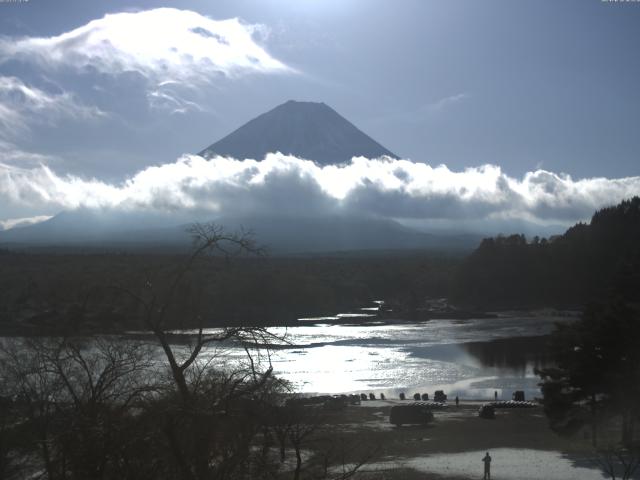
[0,210,481,254]
[199,100,398,164]
[0,209,191,247]
[215,216,481,253]
[452,197,640,309]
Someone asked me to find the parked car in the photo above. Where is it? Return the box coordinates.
[389,404,435,426]
[323,396,347,411]
[512,390,525,401]
[433,390,447,402]
[478,404,496,419]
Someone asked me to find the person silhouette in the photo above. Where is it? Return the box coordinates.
[482,451,492,480]
[494,390,498,401]
[455,395,459,407]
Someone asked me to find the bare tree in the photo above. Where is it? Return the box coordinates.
[107,223,290,480]
[1,337,155,480]
[0,391,26,480]
[595,444,640,480]
[114,223,276,402]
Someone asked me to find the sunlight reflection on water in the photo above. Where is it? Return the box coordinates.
[197,313,576,399]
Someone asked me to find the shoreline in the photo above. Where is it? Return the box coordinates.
[315,400,610,479]
[0,307,581,338]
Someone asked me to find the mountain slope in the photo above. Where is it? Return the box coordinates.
[216,216,480,253]
[0,209,190,245]
[199,100,398,164]
[0,211,480,254]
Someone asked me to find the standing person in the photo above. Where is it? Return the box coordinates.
[455,395,459,407]
[494,390,498,401]
[482,452,492,480]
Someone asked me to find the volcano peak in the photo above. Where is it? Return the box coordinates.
[199,100,398,164]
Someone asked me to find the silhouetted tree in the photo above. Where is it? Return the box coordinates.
[595,444,640,480]
[1,337,154,480]
[537,301,640,448]
[453,197,640,309]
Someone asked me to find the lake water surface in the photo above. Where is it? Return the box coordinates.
[2,311,577,402]
[198,311,577,401]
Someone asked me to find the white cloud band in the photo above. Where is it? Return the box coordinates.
[1,154,638,228]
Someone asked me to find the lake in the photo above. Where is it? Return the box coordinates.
[195,310,578,401]
[2,310,576,402]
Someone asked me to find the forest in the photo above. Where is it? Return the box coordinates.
[1,197,640,334]
[452,197,640,309]
[0,245,459,334]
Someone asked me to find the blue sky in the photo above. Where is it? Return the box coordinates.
[0,0,639,231]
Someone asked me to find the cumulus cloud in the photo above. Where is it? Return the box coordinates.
[0,8,291,86]
[1,155,638,228]
[0,9,293,144]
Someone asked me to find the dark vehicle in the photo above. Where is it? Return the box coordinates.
[286,395,331,407]
[512,390,525,401]
[421,393,429,401]
[389,404,435,427]
[478,404,496,419]
[323,396,347,411]
[434,390,447,402]
[399,392,406,400]
[369,393,376,400]
[360,393,368,401]
[413,393,421,401]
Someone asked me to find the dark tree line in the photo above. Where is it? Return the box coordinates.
[452,197,640,309]
[537,301,640,479]
[0,248,459,334]
[537,302,640,446]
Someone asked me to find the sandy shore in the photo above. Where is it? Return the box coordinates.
[316,399,617,479]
